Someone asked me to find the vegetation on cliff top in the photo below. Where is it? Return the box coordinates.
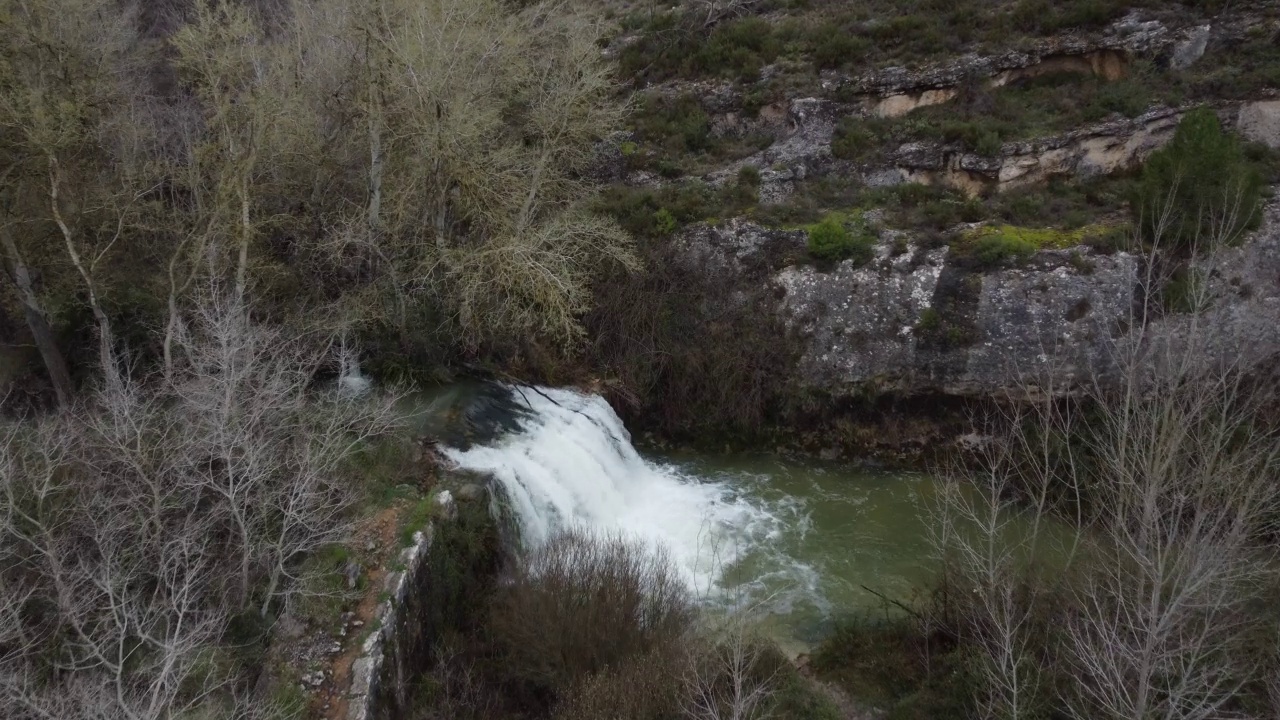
[1134,106,1265,250]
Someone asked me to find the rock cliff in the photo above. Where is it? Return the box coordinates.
[679,198,1280,401]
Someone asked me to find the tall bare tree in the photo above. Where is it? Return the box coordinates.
[0,291,400,718]
[936,206,1280,718]
[294,0,637,351]
[0,0,153,390]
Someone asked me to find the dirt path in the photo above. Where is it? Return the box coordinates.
[313,505,406,720]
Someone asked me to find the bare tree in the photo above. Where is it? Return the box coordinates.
[680,618,780,720]
[0,222,73,404]
[937,197,1280,719]
[0,0,153,389]
[291,0,638,351]
[0,291,400,717]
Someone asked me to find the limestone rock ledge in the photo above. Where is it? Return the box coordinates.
[684,198,1280,401]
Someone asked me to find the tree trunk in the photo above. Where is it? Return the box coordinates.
[48,158,117,386]
[0,228,74,405]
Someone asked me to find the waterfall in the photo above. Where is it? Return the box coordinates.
[442,386,777,593]
[337,352,371,398]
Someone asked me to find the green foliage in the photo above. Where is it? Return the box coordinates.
[1184,32,1280,100]
[293,543,360,626]
[1134,107,1263,251]
[811,21,872,69]
[594,180,760,240]
[920,197,986,230]
[909,71,1156,152]
[770,666,845,719]
[654,208,678,236]
[350,437,420,508]
[807,213,877,265]
[969,223,1118,251]
[618,14,786,83]
[970,233,1038,267]
[401,497,436,546]
[1163,267,1208,313]
[812,615,974,719]
[632,93,712,155]
[915,308,941,334]
[1011,0,1144,33]
[831,117,890,163]
[698,17,784,81]
[991,176,1135,242]
[420,495,503,640]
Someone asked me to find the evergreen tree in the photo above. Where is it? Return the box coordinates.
[1134,106,1263,251]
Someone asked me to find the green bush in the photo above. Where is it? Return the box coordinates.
[831,117,889,162]
[915,308,942,334]
[488,530,694,702]
[811,615,974,718]
[811,21,871,69]
[807,213,876,265]
[632,93,712,155]
[697,17,783,80]
[1133,107,1263,251]
[1163,267,1208,313]
[971,233,1038,267]
[654,208,677,236]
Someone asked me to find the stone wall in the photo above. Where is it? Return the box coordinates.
[345,492,459,720]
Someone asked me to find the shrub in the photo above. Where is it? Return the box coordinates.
[807,213,876,265]
[920,198,986,230]
[487,530,695,698]
[811,615,974,717]
[1163,266,1208,313]
[633,93,713,155]
[552,649,683,720]
[916,308,942,334]
[654,208,678,236]
[585,233,800,442]
[971,233,1038,267]
[831,117,888,162]
[693,16,783,81]
[1133,106,1263,251]
[811,21,871,69]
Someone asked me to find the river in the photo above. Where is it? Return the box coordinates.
[427,384,942,654]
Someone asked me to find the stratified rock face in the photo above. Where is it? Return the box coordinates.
[685,198,1280,400]
[1153,202,1280,371]
[889,106,1187,195]
[962,251,1139,394]
[777,241,1139,396]
[777,240,948,391]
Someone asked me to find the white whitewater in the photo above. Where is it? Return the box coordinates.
[441,386,780,594]
[337,353,372,398]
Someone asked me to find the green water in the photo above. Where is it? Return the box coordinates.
[652,450,941,655]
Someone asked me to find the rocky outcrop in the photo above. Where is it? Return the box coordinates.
[653,5,1278,201]
[891,106,1188,195]
[777,239,950,390]
[1239,100,1280,149]
[704,101,1194,201]
[818,9,1268,109]
[683,196,1280,401]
